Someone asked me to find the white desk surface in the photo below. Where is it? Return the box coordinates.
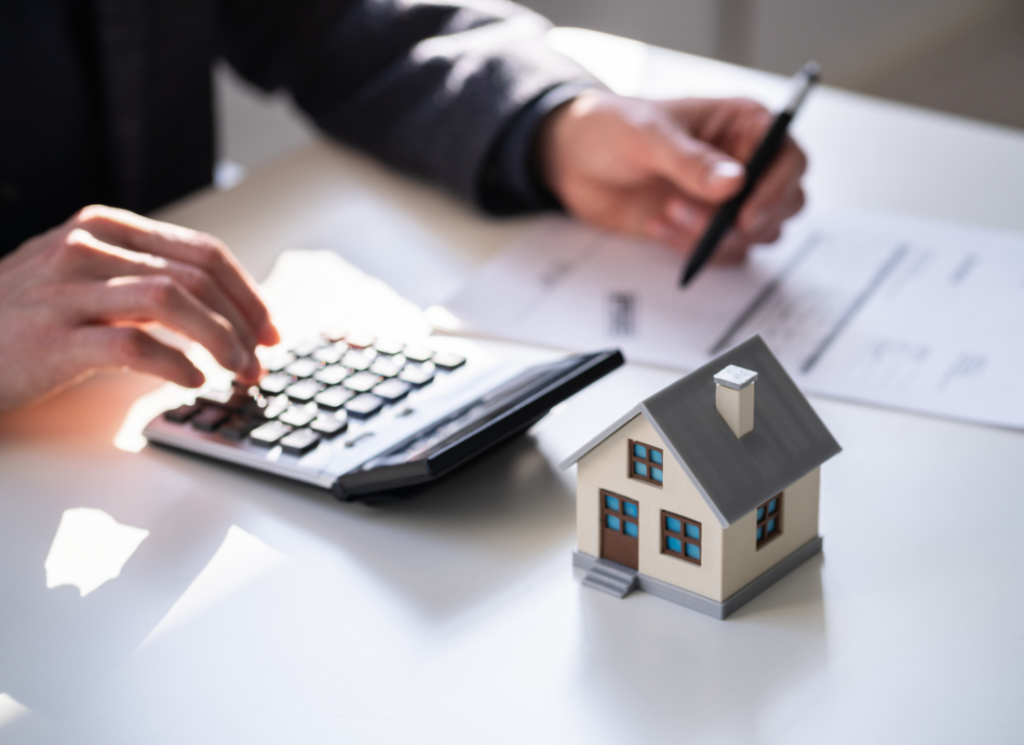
[2,28,1023,744]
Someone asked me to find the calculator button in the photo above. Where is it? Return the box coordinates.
[310,411,348,437]
[314,386,355,410]
[284,379,321,402]
[322,325,349,343]
[250,420,292,446]
[398,362,435,387]
[220,414,262,441]
[343,371,382,393]
[259,372,292,395]
[341,349,376,371]
[280,428,320,455]
[432,352,466,370]
[165,403,202,423]
[373,379,411,402]
[263,395,291,420]
[373,339,404,356]
[279,405,318,428]
[403,346,433,363]
[284,358,321,379]
[344,332,376,349]
[191,406,231,432]
[198,388,250,411]
[261,349,296,373]
[369,357,403,378]
[313,364,349,386]
[345,393,384,418]
[290,338,326,358]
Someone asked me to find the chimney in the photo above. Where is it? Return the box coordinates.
[714,365,758,438]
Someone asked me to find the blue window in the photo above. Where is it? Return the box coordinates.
[623,502,639,518]
[756,493,783,548]
[604,494,620,512]
[601,491,638,543]
[629,440,665,487]
[624,521,639,538]
[661,510,702,566]
[606,515,621,531]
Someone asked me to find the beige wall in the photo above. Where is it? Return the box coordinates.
[576,415,823,603]
[576,414,726,601]
[721,466,820,598]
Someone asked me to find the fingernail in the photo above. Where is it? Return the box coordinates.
[707,160,744,187]
[668,201,698,230]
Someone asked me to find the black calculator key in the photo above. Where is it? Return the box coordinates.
[343,371,382,393]
[198,388,250,411]
[280,428,320,455]
[165,403,202,423]
[310,411,348,437]
[432,352,466,370]
[285,379,321,402]
[259,372,292,395]
[290,338,326,358]
[344,332,376,349]
[279,405,317,428]
[314,386,354,410]
[341,349,376,371]
[373,379,411,402]
[250,420,292,446]
[398,362,435,387]
[311,345,343,365]
[369,357,403,378]
[284,358,321,379]
[220,415,261,440]
[314,364,349,386]
[373,339,404,356]
[345,393,384,418]
[191,406,231,432]
[403,346,433,363]
[262,349,296,373]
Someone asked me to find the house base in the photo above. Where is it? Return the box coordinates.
[573,535,823,620]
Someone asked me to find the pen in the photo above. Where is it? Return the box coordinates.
[680,61,820,287]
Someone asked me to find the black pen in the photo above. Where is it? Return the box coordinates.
[680,61,820,287]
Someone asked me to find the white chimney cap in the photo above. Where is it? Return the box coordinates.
[714,365,758,390]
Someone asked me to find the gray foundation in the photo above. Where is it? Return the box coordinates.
[573,535,823,620]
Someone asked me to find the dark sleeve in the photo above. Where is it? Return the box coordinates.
[217,0,599,209]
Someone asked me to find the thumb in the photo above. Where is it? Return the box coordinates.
[642,121,745,203]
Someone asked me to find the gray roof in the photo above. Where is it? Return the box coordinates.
[561,335,841,527]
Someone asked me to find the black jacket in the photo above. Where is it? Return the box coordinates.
[0,0,593,252]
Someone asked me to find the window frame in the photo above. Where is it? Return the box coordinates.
[661,510,702,566]
[628,439,665,488]
[755,492,784,549]
[601,490,639,539]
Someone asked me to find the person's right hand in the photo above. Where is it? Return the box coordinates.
[0,205,280,413]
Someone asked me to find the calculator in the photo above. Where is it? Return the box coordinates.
[143,331,623,502]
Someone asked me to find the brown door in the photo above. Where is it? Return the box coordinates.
[600,490,639,570]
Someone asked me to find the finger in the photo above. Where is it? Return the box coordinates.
[741,182,805,247]
[638,118,746,205]
[72,206,280,346]
[70,325,206,388]
[736,138,807,235]
[65,276,260,378]
[711,230,754,264]
[53,229,261,354]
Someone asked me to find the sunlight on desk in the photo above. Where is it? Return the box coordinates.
[137,526,287,651]
[0,694,30,731]
[44,508,150,598]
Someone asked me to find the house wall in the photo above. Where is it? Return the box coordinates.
[720,466,821,599]
[576,414,727,602]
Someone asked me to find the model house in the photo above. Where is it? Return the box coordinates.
[562,335,841,619]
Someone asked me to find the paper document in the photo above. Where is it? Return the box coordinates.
[444,212,1024,429]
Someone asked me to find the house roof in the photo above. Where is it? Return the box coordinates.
[561,335,841,528]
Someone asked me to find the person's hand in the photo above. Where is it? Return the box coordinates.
[0,206,280,413]
[537,91,807,262]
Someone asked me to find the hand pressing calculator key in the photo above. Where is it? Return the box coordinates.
[144,333,623,502]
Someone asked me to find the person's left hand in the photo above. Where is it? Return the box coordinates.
[536,90,808,263]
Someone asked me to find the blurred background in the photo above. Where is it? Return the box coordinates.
[213,0,1024,185]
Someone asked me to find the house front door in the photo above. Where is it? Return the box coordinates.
[600,490,639,570]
